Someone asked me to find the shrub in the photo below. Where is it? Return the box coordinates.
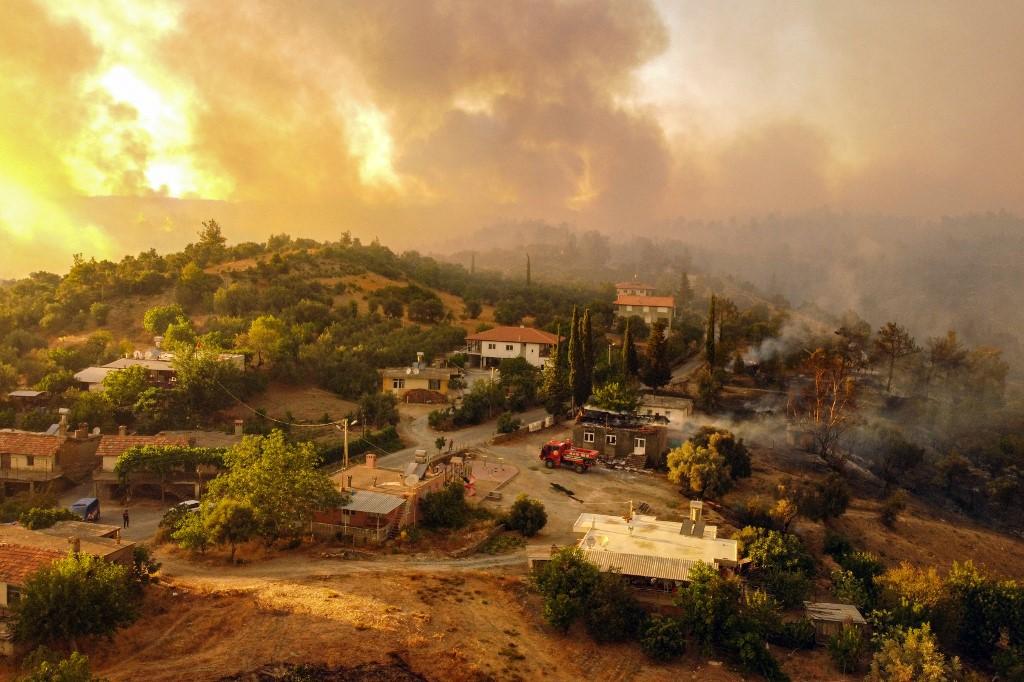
[505,495,547,537]
[827,626,865,675]
[769,619,817,650]
[831,569,871,610]
[419,482,470,530]
[868,624,961,682]
[794,473,851,521]
[762,570,812,610]
[737,496,775,529]
[584,573,647,642]
[0,493,59,524]
[690,426,752,479]
[640,615,686,662]
[667,440,733,498]
[18,648,98,682]
[823,530,853,561]
[880,491,907,527]
[496,412,521,434]
[732,629,790,681]
[675,561,742,649]
[743,528,815,575]
[171,512,209,553]
[18,507,79,530]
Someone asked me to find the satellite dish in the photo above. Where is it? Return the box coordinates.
[585,536,596,549]
[599,536,609,549]
[404,474,420,487]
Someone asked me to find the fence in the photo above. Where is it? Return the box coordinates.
[310,521,393,544]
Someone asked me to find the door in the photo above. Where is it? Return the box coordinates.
[633,437,646,455]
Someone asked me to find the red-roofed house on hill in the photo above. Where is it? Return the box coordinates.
[0,424,101,496]
[465,325,562,368]
[91,432,196,500]
[614,290,676,327]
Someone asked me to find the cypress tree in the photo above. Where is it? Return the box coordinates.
[621,319,639,380]
[541,323,570,415]
[567,307,585,409]
[581,308,594,401]
[679,271,692,306]
[642,320,672,392]
[705,295,717,368]
[526,254,531,286]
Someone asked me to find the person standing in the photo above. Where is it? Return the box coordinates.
[122,509,130,529]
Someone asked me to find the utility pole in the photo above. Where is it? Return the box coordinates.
[339,418,359,474]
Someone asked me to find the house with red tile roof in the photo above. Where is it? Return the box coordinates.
[91,432,217,502]
[0,425,100,496]
[465,325,562,368]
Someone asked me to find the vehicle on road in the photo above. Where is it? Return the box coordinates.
[540,439,599,473]
[173,499,201,513]
[69,497,101,522]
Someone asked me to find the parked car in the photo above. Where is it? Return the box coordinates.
[69,497,101,522]
[173,499,201,513]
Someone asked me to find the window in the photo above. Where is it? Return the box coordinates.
[606,434,617,446]
[658,307,668,313]
[428,379,441,391]
[487,343,496,350]
[506,344,514,351]
[634,437,646,454]
[583,431,595,443]
[392,378,405,389]
[7,585,21,604]
[626,305,633,312]
[25,456,34,467]
[643,306,650,312]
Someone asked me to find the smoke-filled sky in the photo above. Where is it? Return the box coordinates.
[2,0,1023,276]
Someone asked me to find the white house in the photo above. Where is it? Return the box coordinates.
[465,326,561,368]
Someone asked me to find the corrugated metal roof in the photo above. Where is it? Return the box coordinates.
[580,549,697,582]
[804,602,867,625]
[103,358,175,371]
[73,366,115,384]
[342,490,406,515]
[7,390,47,398]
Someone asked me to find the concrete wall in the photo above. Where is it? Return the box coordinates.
[470,341,553,368]
[381,376,450,398]
[615,304,674,326]
[572,423,669,467]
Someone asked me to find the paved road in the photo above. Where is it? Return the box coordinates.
[377,404,550,469]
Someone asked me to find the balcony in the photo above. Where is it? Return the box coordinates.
[0,467,63,482]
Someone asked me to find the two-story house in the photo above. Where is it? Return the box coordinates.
[0,425,100,496]
[465,326,561,368]
[91,431,194,500]
[613,281,675,327]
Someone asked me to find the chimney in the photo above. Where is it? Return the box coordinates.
[689,500,703,523]
[58,413,68,437]
[154,335,163,349]
[75,423,89,439]
[365,453,377,469]
[68,537,81,554]
[118,425,128,436]
[234,419,244,437]
[416,351,424,369]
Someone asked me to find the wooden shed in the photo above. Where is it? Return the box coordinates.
[804,602,868,644]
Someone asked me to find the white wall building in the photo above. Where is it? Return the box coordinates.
[465,325,561,368]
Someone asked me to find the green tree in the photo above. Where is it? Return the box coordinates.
[874,322,920,393]
[879,491,907,528]
[206,431,344,541]
[674,561,742,650]
[0,362,21,393]
[588,381,640,414]
[827,626,864,675]
[163,320,196,349]
[142,304,187,335]
[246,315,290,367]
[463,299,482,319]
[171,512,209,553]
[640,615,686,662]
[419,481,469,529]
[580,308,594,400]
[531,546,601,632]
[13,553,138,650]
[357,392,399,429]
[667,434,734,498]
[498,356,539,410]
[585,572,647,642]
[505,495,547,537]
[690,427,751,479]
[525,253,531,287]
[434,436,447,455]
[875,431,925,494]
[102,365,150,409]
[540,324,570,415]
[195,219,227,265]
[705,295,717,368]
[642,320,671,391]
[205,498,259,564]
[567,307,586,409]
[69,391,115,433]
[620,319,640,380]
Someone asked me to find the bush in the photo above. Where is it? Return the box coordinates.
[689,426,752,479]
[880,491,907,527]
[505,495,547,537]
[18,648,98,682]
[868,624,961,681]
[584,573,647,642]
[675,561,743,649]
[18,507,79,530]
[827,626,865,675]
[761,570,812,610]
[496,412,521,434]
[732,629,790,681]
[743,528,815,575]
[794,473,851,521]
[419,482,470,530]
[823,530,853,561]
[831,569,871,610]
[769,619,817,650]
[640,615,686,662]
[1,493,60,524]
